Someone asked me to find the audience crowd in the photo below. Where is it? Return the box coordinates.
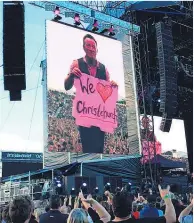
[48,90,129,154]
[0,185,193,223]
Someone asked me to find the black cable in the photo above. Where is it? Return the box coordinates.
[0,41,45,135]
[27,41,45,143]
[0,44,45,170]
[0,102,15,132]
[26,40,45,79]
[27,68,42,142]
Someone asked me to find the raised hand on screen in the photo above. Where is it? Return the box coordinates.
[70,67,82,78]
[110,80,118,87]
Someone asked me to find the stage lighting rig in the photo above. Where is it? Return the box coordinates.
[123,182,132,193]
[56,179,62,187]
[104,182,111,192]
[71,187,76,197]
[92,19,99,32]
[80,182,88,195]
[74,13,81,26]
[55,179,63,195]
[100,25,116,37]
[53,6,62,21]
[74,13,85,28]
[109,25,115,36]
[94,187,99,194]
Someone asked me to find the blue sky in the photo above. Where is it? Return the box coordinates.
[0,2,187,154]
[0,3,49,152]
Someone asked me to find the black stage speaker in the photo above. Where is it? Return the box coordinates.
[3,2,26,100]
[159,113,172,132]
[103,176,122,192]
[184,113,193,173]
[65,176,97,195]
[155,18,177,132]
[65,176,122,195]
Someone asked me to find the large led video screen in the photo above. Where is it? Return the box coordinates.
[45,20,140,161]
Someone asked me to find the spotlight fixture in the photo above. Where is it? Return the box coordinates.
[100,25,115,37]
[109,25,115,36]
[104,182,111,192]
[92,19,99,32]
[81,183,88,195]
[74,13,81,26]
[123,183,131,193]
[71,187,76,196]
[94,187,99,194]
[57,183,62,187]
[54,6,60,15]
[53,6,62,21]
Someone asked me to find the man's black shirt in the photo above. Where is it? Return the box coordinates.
[29,215,38,223]
[108,216,166,223]
[39,210,68,223]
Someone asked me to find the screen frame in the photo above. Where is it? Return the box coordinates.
[43,20,141,167]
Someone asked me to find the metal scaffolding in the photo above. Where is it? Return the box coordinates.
[29,1,139,32]
[129,11,157,185]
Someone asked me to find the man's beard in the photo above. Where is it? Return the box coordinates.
[86,55,97,66]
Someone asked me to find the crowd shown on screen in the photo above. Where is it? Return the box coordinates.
[0,185,193,223]
[48,90,130,154]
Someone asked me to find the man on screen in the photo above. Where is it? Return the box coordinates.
[64,34,117,154]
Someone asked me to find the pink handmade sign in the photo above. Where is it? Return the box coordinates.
[72,73,118,133]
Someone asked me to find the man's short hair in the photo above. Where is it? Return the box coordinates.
[23,195,33,211]
[49,195,61,209]
[112,191,132,218]
[9,196,31,223]
[45,205,50,212]
[83,34,97,46]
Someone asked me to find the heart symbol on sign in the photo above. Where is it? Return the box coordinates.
[96,83,113,103]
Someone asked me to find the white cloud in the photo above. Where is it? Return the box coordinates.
[153,116,187,152]
[0,133,43,153]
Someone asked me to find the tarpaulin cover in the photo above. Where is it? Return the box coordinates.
[82,156,141,185]
[150,155,186,169]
